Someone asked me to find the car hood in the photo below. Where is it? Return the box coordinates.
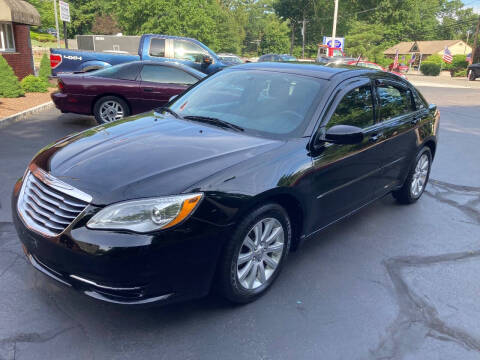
[32,112,281,205]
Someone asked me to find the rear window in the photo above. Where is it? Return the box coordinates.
[150,38,166,58]
[90,63,141,81]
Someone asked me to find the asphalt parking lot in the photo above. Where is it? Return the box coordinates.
[0,85,479,360]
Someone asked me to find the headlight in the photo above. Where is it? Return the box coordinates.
[87,193,203,233]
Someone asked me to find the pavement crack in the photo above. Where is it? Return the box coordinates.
[0,326,76,346]
[368,250,480,359]
[425,179,480,225]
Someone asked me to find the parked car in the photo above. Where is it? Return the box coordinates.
[258,54,297,62]
[217,53,243,65]
[52,61,205,124]
[347,60,407,79]
[467,63,479,81]
[13,63,439,305]
[50,34,229,76]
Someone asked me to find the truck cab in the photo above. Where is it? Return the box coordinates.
[50,34,228,76]
[140,35,224,74]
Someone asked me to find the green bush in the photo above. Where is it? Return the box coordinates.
[420,62,441,76]
[0,56,24,98]
[453,69,467,77]
[30,31,56,42]
[21,75,48,92]
[38,53,51,80]
[424,54,443,65]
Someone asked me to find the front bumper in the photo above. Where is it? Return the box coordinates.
[12,178,230,305]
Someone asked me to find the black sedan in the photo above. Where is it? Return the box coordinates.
[12,63,439,305]
[467,62,479,81]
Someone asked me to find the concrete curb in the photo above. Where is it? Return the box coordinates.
[0,101,55,129]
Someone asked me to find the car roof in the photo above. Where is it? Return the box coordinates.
[232,62,370,80]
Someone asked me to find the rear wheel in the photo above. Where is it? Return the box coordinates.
[468,70,476,81]
[217,203,291,303]
[93,96,129,124]
[393,147,432,204]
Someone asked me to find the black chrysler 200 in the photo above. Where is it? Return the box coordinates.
[12,63,439,305]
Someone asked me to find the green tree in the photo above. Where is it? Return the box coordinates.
[260,15,290,54]
[0,56,24,98]
[38,53,51,80]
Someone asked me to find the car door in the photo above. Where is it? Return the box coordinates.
[138,64,198,112]
[307,78,383,231]
[371,79,421,195]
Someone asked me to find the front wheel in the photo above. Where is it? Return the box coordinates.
[393,147,432,204]
[217,203,291,303]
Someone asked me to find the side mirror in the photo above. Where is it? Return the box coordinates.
[169,95,178,103]
[428,103,437,113]
[323,125,364,145]
[203,56,213,65]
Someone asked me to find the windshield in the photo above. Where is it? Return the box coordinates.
[364,62,383,70]
[169,69,325,138]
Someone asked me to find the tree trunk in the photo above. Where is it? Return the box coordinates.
[290,21,295,55]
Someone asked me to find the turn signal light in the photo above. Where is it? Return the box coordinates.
[50,54,62,69]
[57,80,65,92]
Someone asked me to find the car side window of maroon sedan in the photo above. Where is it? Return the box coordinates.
[140,65,198,85]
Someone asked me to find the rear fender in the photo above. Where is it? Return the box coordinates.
[80,61,111,73]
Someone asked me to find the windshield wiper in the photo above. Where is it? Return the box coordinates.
[183,115,244,132]
[155,107,182,119]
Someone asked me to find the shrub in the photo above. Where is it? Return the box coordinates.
[38,53,51,80]
[0,56,24,98]
[21,75,48,92]
[30,31,56,42]
[420,62,441,76]
[453,69,467,77]
[424,54,444,65]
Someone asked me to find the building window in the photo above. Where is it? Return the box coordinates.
[0,23,15,52]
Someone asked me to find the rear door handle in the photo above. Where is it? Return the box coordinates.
[370,133,384,143]
[411,117,421,125]
[143,88,153,92]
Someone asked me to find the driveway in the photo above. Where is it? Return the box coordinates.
[0,86,479,359]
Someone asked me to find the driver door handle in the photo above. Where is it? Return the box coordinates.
[143,88,153,92]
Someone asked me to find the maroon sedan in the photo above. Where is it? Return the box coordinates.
[52,61,205,124]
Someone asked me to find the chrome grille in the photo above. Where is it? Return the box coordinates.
[18,169,92,237]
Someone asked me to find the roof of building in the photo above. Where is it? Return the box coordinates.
[384,40,466,55]
[0,0,40,26]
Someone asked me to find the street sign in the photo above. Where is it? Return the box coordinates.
[322,36,345,50]
[59,1,70,22]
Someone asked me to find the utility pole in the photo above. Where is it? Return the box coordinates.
[331,0,339,47]
[302,12,306,59]
[472,16,480,63]
[53,0,60,47]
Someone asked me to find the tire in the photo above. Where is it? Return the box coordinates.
[393,147,432,204]
[468,70,476,81]
[217,203,291,303]
[93,96,129,124]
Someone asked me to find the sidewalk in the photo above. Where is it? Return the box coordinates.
[407,73,480,89]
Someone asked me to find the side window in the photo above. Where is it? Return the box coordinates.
[327,85,374,129]
[412,89,426,110]
[174,40,207,63]
[140,65,198,84]
[149,38,166,58]
[377,84,414,121]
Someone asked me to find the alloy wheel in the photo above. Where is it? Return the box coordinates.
[236,218,284,290]
[99,101,124,122]
[411,153,429,197]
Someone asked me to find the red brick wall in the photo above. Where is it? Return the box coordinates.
[2,23,34,80]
